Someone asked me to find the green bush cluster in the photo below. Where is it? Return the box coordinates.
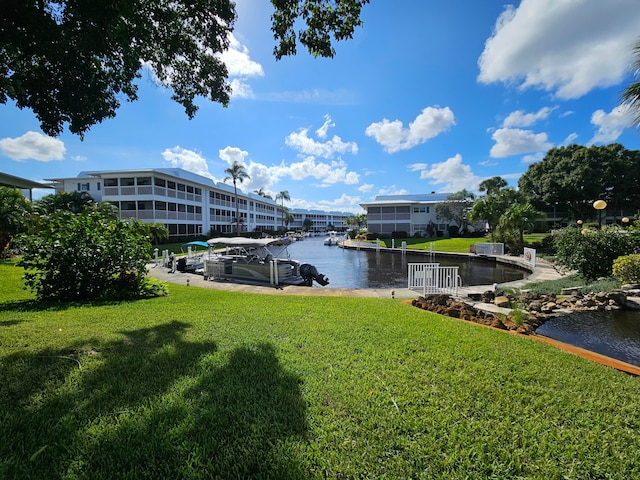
[553,226,640,280]
[16,207,166,301]
[612,254,640,284]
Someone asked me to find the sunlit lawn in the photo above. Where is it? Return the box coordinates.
[2,259,639,479]
[374,234,549,253]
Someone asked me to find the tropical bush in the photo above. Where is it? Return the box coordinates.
[0,187,32,258]
[553,226,640,280]
[16,205,166,301]
[612,254,640,284]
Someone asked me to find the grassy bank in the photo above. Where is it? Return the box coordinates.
[2,261,640,479]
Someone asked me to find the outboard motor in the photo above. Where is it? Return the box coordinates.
[300,263,330,286]
[176,257,187,272]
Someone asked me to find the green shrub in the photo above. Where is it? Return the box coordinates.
[553,227,640,280]
[16,207,164,301]
[612,254,640,284]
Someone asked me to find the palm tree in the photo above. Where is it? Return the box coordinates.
[283,210,294,230]
[622,38,640,126]
[223,161,250,234]
[275,190,290,229]
[253,188,272,200]
[497,203,543,245]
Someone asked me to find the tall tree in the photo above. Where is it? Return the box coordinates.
[1,0,369,137]
[468,189,515,241]
[435,190,476,232]
[303,217,314,232]
[275,190,291,229]
[518,144,640,221]
[223,161,250,234]
[478,176,507,196]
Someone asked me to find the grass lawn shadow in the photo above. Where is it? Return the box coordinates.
[1,321,308,479]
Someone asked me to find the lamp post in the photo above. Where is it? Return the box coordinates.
[577,219,583,226]
[622,217,630,229]
[593,200,607,228]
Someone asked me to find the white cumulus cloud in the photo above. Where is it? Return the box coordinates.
[162,146,219,181]
[489,128,553,158]
[276,157,360,187]
[365,106,456,153]
[315,114,335,139]
[218,146,249,166]
[219,34,264,99]
[502,107,556,127]
[0,131,65,161]
[285,128,358,159]
[418,154,483,192]
[589,105,633,144]
[478,0,640,99]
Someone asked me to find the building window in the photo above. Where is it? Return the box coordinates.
[77,182,90,191]
[154,177,166,187]
[121,201,136,210]
[137,177,151,186]
[104,178,118,187]
[120,177,135,186]
[167,181,176,190]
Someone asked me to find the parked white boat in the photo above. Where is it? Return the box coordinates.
[323,231,342,246]
[203,237,329,286]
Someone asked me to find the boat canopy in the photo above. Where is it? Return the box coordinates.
[206,237,290,248]
[182,241,209,248]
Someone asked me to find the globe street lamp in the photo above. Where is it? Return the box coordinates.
[593,200,607,228]
[622,217,630,228]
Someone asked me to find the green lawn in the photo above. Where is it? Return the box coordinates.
[374,234,550,253]
[2,260,639,479]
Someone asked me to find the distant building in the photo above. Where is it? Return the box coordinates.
[288,208,351,232]
[47,168,352,238]
[360,193,455,236]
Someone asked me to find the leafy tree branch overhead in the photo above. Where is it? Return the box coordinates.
[0,0,369,137]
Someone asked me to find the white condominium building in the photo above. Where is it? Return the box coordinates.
[360,193,455,237]
[48,168,352,237]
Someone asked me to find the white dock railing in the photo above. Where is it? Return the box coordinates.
[408,263,461,296]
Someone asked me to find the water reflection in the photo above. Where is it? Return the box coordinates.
[286,236,527,289]
[536,310,640,366]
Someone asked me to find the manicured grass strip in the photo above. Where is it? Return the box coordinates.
[2,263,640,479]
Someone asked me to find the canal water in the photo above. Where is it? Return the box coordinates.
[286,236,527,289]
[536,310,640,367]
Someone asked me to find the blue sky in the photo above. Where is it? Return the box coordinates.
[2,0,640,213]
